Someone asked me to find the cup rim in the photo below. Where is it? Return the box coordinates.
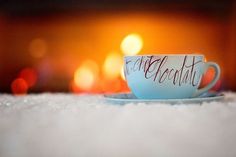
[124,54,204,57]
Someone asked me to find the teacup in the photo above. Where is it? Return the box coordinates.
[124,54,220,99]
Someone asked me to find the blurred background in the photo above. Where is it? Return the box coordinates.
[0,0,235,94]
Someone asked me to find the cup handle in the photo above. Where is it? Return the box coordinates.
[192,62,221,97]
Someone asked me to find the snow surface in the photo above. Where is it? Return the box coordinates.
[0,92,236,157]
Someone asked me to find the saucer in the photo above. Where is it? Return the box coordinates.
[104,92,225,105]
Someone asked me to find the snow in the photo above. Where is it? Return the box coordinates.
[0,92,236,157]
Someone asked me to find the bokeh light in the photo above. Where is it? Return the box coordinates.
[120,66,125,80]
[103,52,123,79]
[18,68,37,87]
[73,60,99,91]
[81,60,100,77]
[121,33,143,55]
[74,68,94,91]
[29,38,47,58]
[1,8,233,93]
[11,78,28,95]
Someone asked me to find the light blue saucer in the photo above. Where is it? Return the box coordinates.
[104,92,224,105]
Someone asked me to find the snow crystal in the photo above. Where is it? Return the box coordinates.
[0,92,236,157]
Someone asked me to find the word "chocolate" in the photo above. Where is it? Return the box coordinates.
[125,56,202,86]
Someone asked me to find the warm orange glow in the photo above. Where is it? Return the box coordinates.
[121,33,143,55]
[200,68,222,91]
[29,38,47,58]
[0,12,231,93]
[18,68,37,87]
[120,66,125,80]
[82,60,100,76]
[103,52,123,79]
[11,78,28,95]
[69,80,80,93]
[100,78,122,93]
[74,60,98,91]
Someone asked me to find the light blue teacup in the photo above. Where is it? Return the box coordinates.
[124,54,220,99]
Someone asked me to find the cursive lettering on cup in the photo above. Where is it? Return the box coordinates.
[125,55,202,86]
